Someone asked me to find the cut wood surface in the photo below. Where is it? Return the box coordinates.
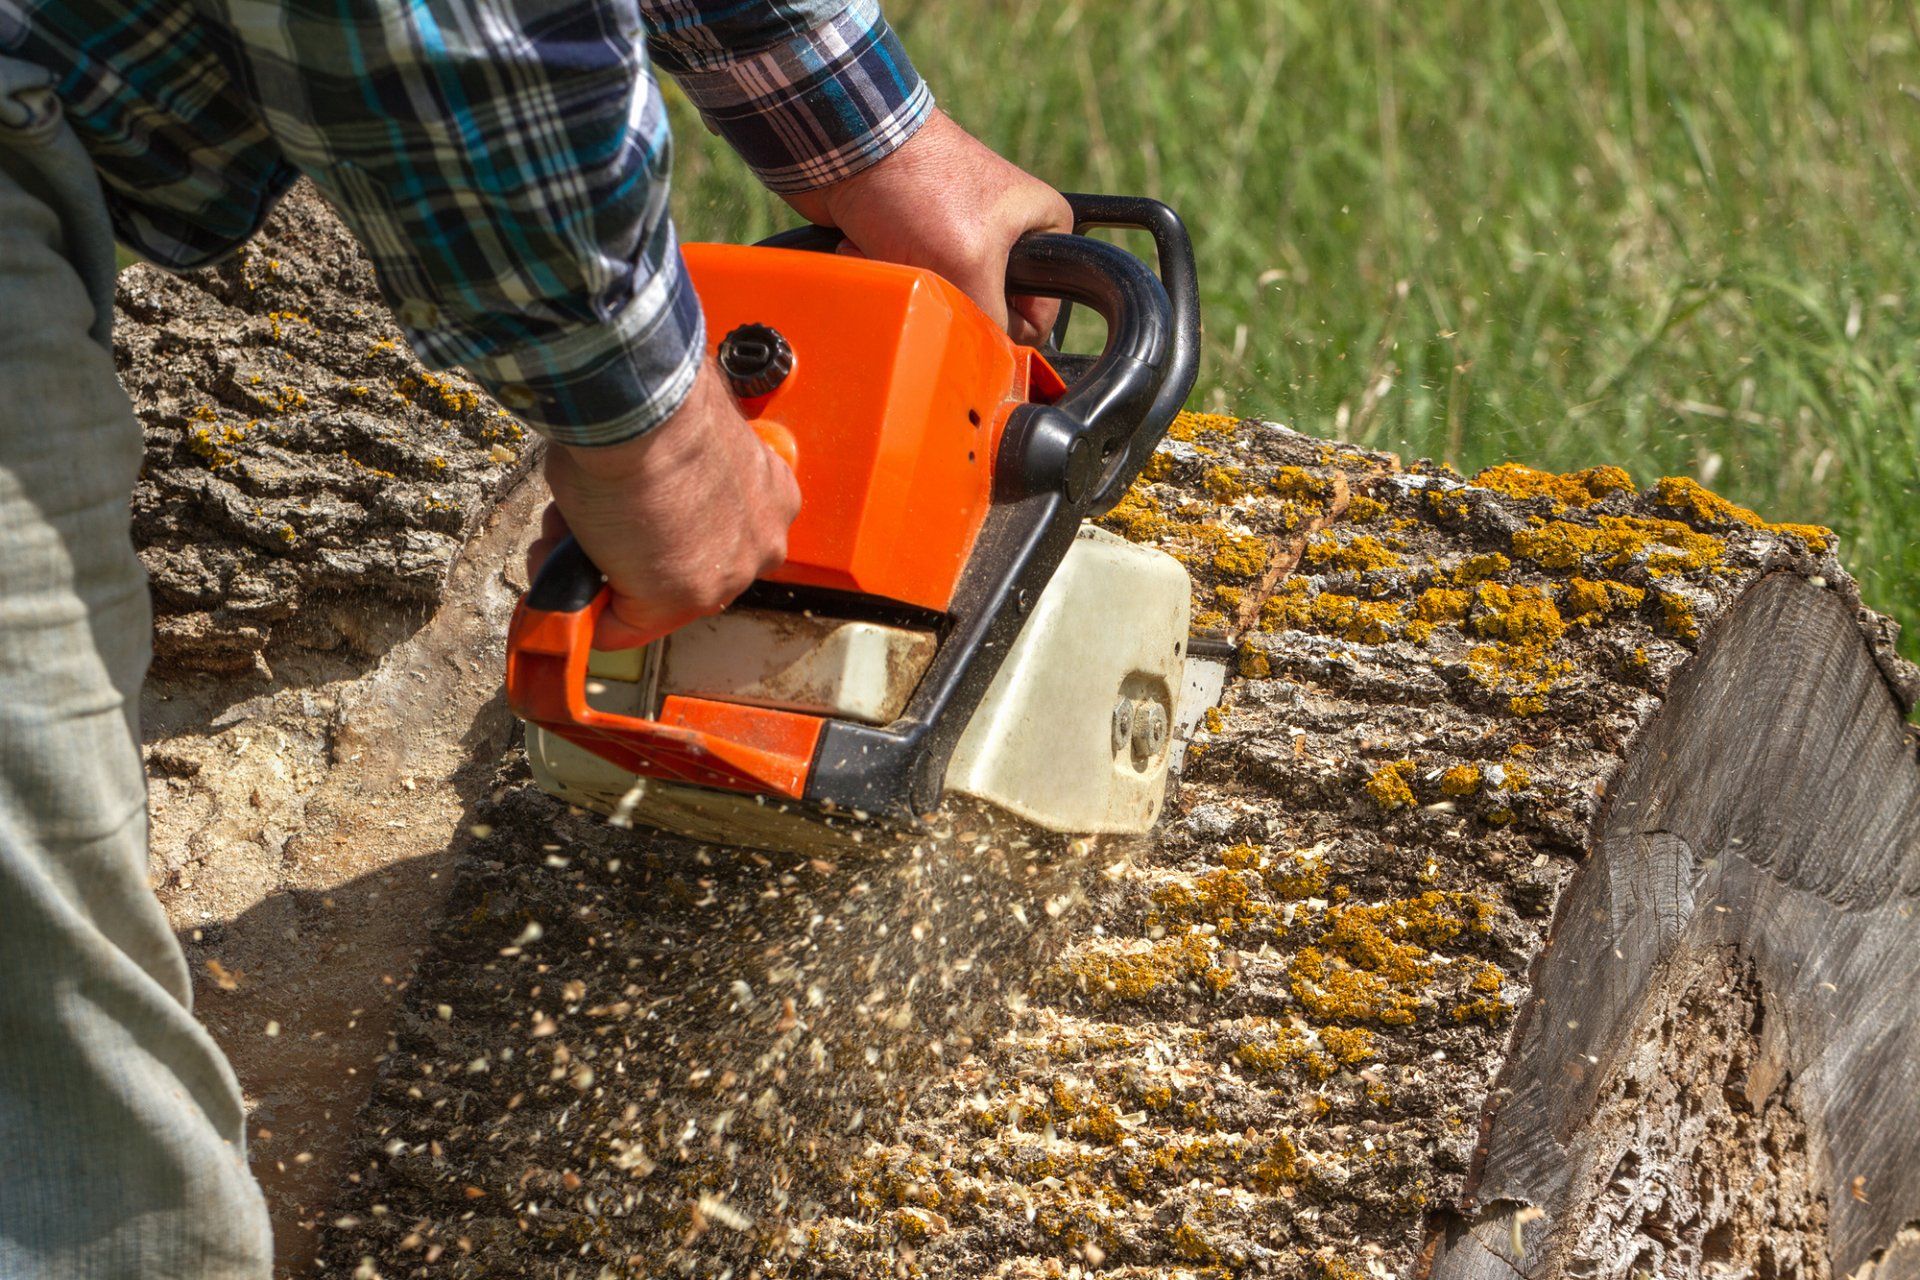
[316,422,1920,1276]
[119,191,1920,1279]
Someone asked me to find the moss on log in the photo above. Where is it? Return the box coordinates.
[307,413,1920,1278]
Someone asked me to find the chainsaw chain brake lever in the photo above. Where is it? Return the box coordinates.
[758,194,1201,517]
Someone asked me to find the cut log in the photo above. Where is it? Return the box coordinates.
[1429,569,1920,1280]
[112,191,1920,1279]
[301,413,1920,1276]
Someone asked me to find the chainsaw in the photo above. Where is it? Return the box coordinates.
[505,194,1213,854]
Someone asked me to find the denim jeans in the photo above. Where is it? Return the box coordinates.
[0,53,273,1279]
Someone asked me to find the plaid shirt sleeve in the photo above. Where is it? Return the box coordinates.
[230,0,932,446]
[642,0,933,194]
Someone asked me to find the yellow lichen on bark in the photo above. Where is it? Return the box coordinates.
[1657,590,1702,640]
[1450,551,1512,584]
[1414,588,1471,624]
[1652,475,1832,553]
[1511,514,1727,576]
[1064,931,1235,1005]
[1559,575,1646,622]
[1469,462,1635,509]
[1235,1024,1375,1081]
[1364,760,1418,810]
[1270,465,1338,501]
[1166,411,1241,441]
[1202,465,1246,501]
[1261,580,1405,644]
[1288,947,1420,1026]
[1304,533,1404,573]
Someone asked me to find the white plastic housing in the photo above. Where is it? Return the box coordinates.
[943,524,1190,833]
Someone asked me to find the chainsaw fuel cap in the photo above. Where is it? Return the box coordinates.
[718,323,795,398]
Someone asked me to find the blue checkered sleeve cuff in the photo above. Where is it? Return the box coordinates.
[662,1,936,194]
[435,243,708,449]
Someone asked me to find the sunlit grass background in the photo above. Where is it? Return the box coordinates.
[670,0,1920,660]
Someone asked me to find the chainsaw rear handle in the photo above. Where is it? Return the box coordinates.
[998,231,1171,510]
[1053,193,1202,510]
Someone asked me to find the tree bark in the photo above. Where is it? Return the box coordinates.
[115,184,533,677]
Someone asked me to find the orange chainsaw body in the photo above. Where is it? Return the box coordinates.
[684,243,1065,611]
[506,245,1065,802]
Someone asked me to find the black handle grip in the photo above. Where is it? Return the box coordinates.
[754,223,846,254]
[1054,194,1202,506]
[525,533,604,614]
[997,233,1170,506]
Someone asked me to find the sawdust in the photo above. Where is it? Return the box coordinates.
[320,782,1111,1276]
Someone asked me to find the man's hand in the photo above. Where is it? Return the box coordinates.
[528,358,801,650]
[783,110,1073,346]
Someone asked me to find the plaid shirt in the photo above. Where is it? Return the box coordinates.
[2,0,932,444]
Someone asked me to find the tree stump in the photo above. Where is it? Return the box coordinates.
[299,410,1920,1277]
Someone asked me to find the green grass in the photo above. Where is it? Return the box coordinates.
[668,0,1920,660]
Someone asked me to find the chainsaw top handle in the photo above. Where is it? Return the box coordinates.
[760,192,1201,516]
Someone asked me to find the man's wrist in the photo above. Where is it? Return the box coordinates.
[782,107,955,229]
[544,371,695,483]
[551,357,737,485]
[549,431,658,486]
